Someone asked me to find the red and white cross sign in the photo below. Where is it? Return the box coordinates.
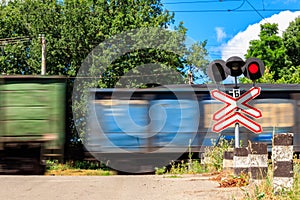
[210,87,262,133]
[212,112,262,133]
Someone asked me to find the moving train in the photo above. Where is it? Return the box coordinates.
[0,76,65,174]
[86,83,300,173]
[0,75,300,173]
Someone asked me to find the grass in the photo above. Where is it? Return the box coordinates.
[155,138,232,176]
[155,139,208,176]
[241,162,300,200]
[45,160,116,176]
[154,154,209,176]
[157,159,208,176]
[154,137,300,199]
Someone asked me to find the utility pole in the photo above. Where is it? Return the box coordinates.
[188,70,193,84]
[40,34,46,75]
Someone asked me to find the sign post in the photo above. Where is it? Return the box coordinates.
[235,122,240,148]
[233,88,240,148]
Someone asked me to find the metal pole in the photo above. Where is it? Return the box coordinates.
[235,76,238,89]
[40,34,46,75]
[235,122,240,148]
[234,75,239,148]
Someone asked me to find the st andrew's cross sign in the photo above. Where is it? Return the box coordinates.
[210,87,262,133]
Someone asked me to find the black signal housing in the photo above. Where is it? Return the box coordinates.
[207,60,228,83]
[224,56,245,77]
[243,58,265,81]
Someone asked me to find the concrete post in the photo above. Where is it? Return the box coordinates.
[248,142,268,181]
[223,150,234,171]
[272,133,293,193]
[234,147,248,175]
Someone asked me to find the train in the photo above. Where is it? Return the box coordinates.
[0,76,66,174]
[86,83,300,173]
[0,75,300,174]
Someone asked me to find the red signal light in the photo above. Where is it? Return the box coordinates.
[242,58,265,81]
[248,63,259,74]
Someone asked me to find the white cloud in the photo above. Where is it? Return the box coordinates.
[221,11,300,61]
[215,27,227,42]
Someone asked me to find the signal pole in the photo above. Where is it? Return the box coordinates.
[229,86,241,148]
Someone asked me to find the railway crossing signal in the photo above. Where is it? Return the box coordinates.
[210,87,262,133]
[207,56,265,148]
[207,56,265,83]
[224,56,245,77]
[211,87,262,121]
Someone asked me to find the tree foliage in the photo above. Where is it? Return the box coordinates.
[283,17,300,68]
[242,17,300,84]
[244,23,286,82]
[0,0,209,86]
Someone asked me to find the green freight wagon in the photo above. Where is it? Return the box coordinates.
[0,76,66,174]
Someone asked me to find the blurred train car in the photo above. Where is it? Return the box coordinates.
[86,86,201,172]
[0,76,66,174]
[86,84,300,172]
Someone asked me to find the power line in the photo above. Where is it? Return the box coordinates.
[0,36,30,41]
[168,8,300,12]
[229,0,245,12]
[163,0,242,4]
[245,0,266,21]
[0,36,31,46]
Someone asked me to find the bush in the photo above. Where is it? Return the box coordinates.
[202,137,233,172]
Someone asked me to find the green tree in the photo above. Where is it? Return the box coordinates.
[1,0,208,82]
[184,40,209,83]
[283,16,300,68]
[276,16,300,83]
[244,23,286,82]
[242,17,300,84]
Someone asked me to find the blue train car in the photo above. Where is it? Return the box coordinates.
[89,99,199,151]
[86,87,204,172]
[85,84,300,173]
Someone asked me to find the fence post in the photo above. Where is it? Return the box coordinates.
[248,142,268,182]
[272,133,293,193]
[223,150,234,171]
[234,147,248,175]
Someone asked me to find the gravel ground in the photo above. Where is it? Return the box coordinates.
[0,175,246,200]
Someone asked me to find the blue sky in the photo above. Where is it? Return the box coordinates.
[162,0,300,61]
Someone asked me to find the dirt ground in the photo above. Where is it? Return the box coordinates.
[0,175,247,200]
